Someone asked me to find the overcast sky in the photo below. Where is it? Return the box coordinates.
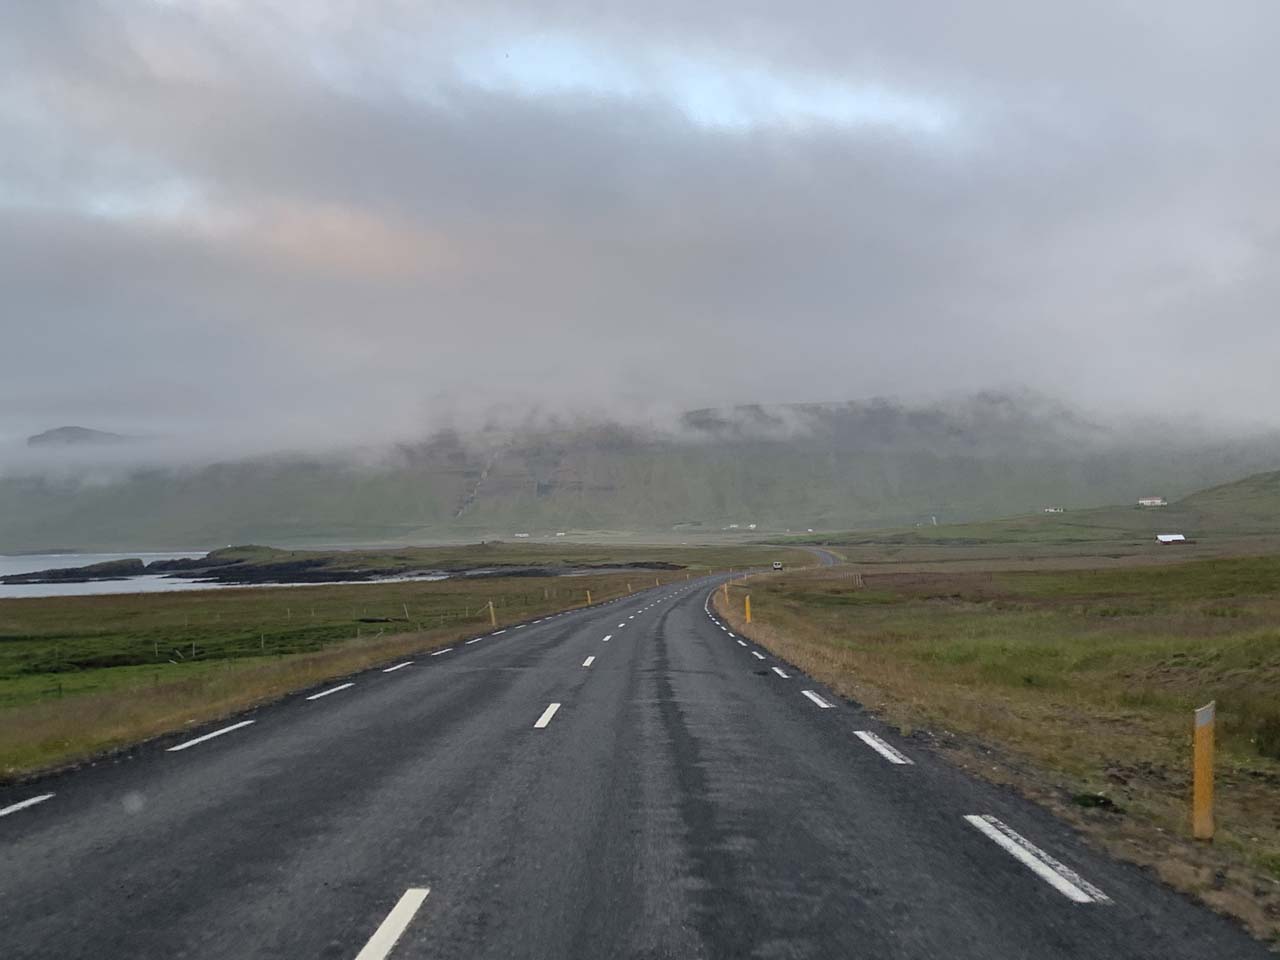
[3,1,1278,450]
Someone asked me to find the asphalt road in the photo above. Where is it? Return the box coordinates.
[0,577,1268,959]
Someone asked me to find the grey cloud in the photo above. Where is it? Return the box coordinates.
[2,1,1278,455]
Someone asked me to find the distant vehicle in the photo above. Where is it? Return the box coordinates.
[772,561,784,571]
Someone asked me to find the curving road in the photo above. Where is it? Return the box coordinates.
[0,578,1266,958]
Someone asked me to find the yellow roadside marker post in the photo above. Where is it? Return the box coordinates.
[628,582,632,593]
[1193,701,1215,840]
[586,589,592,605]
[745,595,752,624]
[488,601,496,627]
[722,582,729,604]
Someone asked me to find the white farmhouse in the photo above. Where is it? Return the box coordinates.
[1137,496,1168,507]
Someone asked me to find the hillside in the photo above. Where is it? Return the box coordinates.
[3,397,1280,551]
[804,468,1280,549]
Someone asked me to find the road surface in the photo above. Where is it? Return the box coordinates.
[0,577,1266,958]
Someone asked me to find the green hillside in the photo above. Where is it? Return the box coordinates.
[3,399,1279,551]
[802,468,1280,549]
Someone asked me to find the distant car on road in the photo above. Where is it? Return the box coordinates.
[772,561,784,571]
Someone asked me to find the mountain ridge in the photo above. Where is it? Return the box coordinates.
[4,396,1279,551]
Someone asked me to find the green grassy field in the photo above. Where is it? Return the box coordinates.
[718,555,1280,939]
[0,578,580,708]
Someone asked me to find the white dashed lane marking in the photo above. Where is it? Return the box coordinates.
[534,703,562,728]
[306,683,354,701]
[583,656,595,667]
[854,731,913,764]
[964,815,1110,904]
[382,662,413,673]
[354,887,431,960]
[430,647,453,656]
[166,720,257,751]
[771,667,790,679]
[801,690,835,709]
[750,651,766,660]
[0,793,55,818]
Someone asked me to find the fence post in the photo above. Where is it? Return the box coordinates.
[489,600,497,627]
[1193,701,1215,840]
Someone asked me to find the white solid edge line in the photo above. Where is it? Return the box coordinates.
[534,703,562,728]
[601,634,612,642]
[167,719,256,751]
[771,666,790,679]
[382,661,413,673]
[854,730,914,765]
[583,656,595,667]
[751,651,766,660]
[307,683,355,700]
[354,887,431,960]
[430,647,453,656]
[0,793,55,818]
[801,690,834,708]
[964,815,1109,904]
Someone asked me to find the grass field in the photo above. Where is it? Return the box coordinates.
[717,556,1280,941]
